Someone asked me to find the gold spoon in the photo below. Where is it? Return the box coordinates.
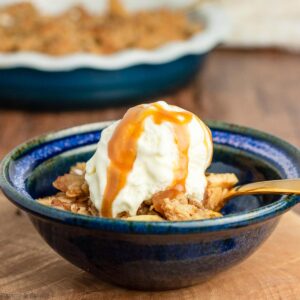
[223,179,300,202]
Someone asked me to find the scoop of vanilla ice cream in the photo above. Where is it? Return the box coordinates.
[85,101,212,217]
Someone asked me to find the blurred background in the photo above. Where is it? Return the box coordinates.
[0,1,299,297]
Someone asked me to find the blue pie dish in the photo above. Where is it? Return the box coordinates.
[0,121,299,290]
[0,55,205,109]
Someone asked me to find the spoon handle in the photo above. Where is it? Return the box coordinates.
[224,179,300,200]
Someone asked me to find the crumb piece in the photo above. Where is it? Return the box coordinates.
[152,192,222,221]
[117,211,130,218]
[37,194,97,216]
[109,0,128,18]
[70,162,86,175]
[204,173,238,211]
[203,187,229,212]
[206,173,238,188]
[151,189,180,215]
[124,215,165,221]
[136,199,160,216]
[53,166,88,198]
[37,163,96,216]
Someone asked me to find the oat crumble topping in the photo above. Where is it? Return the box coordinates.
[0,1,202,55]
[37,163,238,221]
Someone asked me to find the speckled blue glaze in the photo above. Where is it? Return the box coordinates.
[0,55,204,108]
[1,121,299,290]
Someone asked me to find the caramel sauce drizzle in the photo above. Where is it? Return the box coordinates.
[101,103,207,217]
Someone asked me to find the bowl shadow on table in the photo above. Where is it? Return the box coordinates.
[0,54,205,111]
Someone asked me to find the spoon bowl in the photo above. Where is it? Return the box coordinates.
[224,179,300,202]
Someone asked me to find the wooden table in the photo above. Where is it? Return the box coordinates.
[0,49,300,299]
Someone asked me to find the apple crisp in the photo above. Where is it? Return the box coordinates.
[0,0,202,55]
[37,163,238,221]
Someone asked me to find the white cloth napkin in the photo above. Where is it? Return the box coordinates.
[217,0,300,51]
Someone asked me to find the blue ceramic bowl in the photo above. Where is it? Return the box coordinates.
[0,121,299,290]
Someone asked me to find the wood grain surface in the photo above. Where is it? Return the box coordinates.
[0,49,300,299]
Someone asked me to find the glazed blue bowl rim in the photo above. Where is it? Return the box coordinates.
[0,121,299,234]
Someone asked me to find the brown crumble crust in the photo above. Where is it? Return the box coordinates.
[37,163,98,216]
[0,1,202,56]
[37,163,238,221]
[204,173,239,212]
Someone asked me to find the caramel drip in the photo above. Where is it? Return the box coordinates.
[101,103,193,217]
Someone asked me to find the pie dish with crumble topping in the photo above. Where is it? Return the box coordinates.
[0,0,227,106]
